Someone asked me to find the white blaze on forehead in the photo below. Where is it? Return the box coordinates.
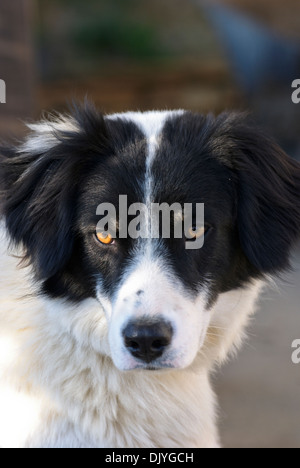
[107,110,184,144]
[107,110,185,176]
[107,110,185,248]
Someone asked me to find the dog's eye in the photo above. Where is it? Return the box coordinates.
[187,226,206,240]
[186,225,211,240]
[95,231,115,245]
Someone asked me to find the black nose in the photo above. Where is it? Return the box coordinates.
[123,319,173,363]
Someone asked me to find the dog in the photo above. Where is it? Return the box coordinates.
[0,103,299,448]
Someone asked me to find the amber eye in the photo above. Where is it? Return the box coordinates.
[187,226,206,240]
[95,231,115,245]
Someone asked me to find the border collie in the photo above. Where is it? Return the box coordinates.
[0,104,299,448]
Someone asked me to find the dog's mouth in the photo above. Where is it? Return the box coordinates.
[145,366,164,371]
[128,362,177,372]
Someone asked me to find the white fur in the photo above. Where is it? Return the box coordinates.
[20,115,79,155]
[102,256,211,371]
[0,226,263,448]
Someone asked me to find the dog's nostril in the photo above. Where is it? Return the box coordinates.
[128,340,139,350]
[151,339,165,351]
[123,319,173,363]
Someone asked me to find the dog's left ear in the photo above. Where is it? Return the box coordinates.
[216,114,300,274]
[0,102,112,279]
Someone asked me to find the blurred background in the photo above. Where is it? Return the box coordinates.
[0,0,299,448]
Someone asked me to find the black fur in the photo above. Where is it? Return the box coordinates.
[0,104,299,306]
[0,103,112,281]
[208,113,300,273]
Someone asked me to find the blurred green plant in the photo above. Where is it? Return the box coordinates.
[72,17,161,60]
[37,0,164,61]
[35,0,222,79]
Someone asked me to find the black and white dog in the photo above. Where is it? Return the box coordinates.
[0,104,299,448]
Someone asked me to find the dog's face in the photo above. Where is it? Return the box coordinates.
[1,105,300,371]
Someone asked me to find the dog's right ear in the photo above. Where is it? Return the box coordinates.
[213,113,300,274]
[0,103,112,279]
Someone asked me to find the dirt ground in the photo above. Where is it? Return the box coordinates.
[216,243,300,448]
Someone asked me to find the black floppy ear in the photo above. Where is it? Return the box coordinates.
[0,103,111,279]
[222,115,300,273]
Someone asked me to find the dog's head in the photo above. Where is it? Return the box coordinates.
[1,104,300,371]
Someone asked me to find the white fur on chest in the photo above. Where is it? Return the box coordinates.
[0,230,263,448]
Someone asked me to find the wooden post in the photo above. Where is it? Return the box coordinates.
[0,0,35,137]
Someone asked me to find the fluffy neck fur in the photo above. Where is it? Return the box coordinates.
[0,229,263,448]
